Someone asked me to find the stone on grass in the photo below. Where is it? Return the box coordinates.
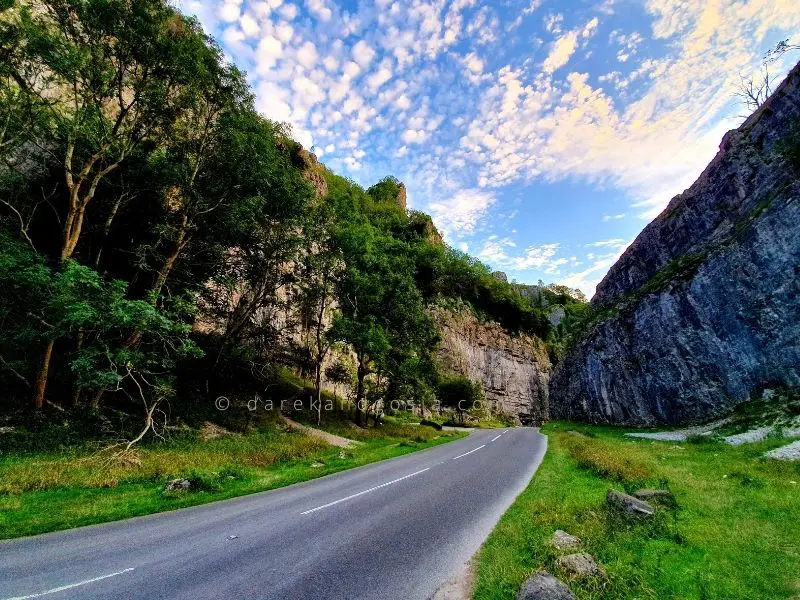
[555,553,606,579]
[164,478,191,492]
[516,571,576,600]
[550,530,582,551]
[633,488,673,500]
[606,489,655,517]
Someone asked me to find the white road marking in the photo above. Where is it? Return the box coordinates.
[490,434,502,442]
[4,568,135,600]
[301,468,431,515]
[452,444,486,460]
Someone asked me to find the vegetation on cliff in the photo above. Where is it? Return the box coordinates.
[0,0,584,444]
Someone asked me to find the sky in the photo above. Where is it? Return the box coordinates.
[174,0,799,297]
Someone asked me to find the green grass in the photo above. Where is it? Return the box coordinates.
[0,416,463,539]
[473,422,800,600]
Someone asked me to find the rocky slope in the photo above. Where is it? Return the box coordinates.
[431,306,552,424]
[550,61,800,425]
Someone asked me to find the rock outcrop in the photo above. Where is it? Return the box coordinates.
[550,61,800,425]
[431,306,551,424]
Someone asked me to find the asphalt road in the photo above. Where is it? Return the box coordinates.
[0,428,547,600]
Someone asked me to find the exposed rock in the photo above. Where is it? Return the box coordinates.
[547,306,566,327]
[431,306,551,425]
[555,553,605,579]
[492,271,508,283]
[633,489,673,500]
[764,440,800,461]
[550,61,800,425]
[550,530,582,551]
[606,489,655,517]
[517,572,576,600]
[297,147,328,200]
[164,478,191,493]
[395,182,407,210]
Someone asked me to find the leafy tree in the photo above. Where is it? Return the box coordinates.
[437,376,484,423]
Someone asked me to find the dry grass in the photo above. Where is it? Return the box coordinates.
[0,429,329,494]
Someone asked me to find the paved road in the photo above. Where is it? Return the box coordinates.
[0,428,547,600]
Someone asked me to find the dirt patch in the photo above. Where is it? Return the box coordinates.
[281,417,361,449]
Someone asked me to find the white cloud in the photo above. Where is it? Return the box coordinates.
[602,213,627,221]
[296,40,318,69]
[542,30,579,73]
[478,238,564,271]
[428,189,496,236]
[367,60,394,91]
[585,238,627,248]
[352,40,376,68]
[402,129,427,144]
[219,1,241,23]
[306,0,332,22]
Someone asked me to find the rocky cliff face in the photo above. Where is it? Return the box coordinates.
[431,306,552,424]
[550,62,800,425]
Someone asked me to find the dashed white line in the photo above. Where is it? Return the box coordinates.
[301,468,431,514]
[4,568,135,600]
[452,444,486,460]
[491,434,502,442]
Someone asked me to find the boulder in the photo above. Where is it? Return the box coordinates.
[555,553,606,579]
[517,571,576,600]
[550,530,582,551]
[164,478,191,492]
[606,489,655,517]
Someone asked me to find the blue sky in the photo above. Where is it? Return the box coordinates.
[175,0,799,297]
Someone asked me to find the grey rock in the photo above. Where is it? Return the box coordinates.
[606,489,655,517]
[548,306,566,327]
[550,61,800,425]
[492,271,509,283]
[517,572,576,600]
[164,478,191,493]
[555,553,605,579]
[633,489,673,500]
[550,530,582,551]
[431,306,551,425]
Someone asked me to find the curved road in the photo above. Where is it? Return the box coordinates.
[0,428,546,600]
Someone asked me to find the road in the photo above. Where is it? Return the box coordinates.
[0,428,547,600]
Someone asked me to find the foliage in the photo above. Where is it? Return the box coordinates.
[437,375,485,422]
[0,0,582,442]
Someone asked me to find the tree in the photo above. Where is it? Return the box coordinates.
[437,376,484,423]
[1,0,234,408]
[296,204,343,425]
[324,360,352,406]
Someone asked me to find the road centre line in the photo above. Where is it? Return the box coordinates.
[452,444,486,460]
[4,568,135,600]
[301,468,431,514]
[490,434,502,442]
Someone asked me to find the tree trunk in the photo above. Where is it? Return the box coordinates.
[32,339,55,409]
[315,363,323,426]
[355,356,365,426]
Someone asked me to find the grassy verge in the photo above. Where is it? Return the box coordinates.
[473,422,800,600]
[0,416,462,539]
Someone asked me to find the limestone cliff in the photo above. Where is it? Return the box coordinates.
[550,61,800,425]
[431,306,552,424]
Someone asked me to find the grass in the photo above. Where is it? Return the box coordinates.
[473,422,800,600]
[0,412,463,539]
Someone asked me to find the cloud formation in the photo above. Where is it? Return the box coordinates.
[176,0,800,296]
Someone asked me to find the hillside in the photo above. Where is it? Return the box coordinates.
[0,0,583,438]
[550,61,800,425]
